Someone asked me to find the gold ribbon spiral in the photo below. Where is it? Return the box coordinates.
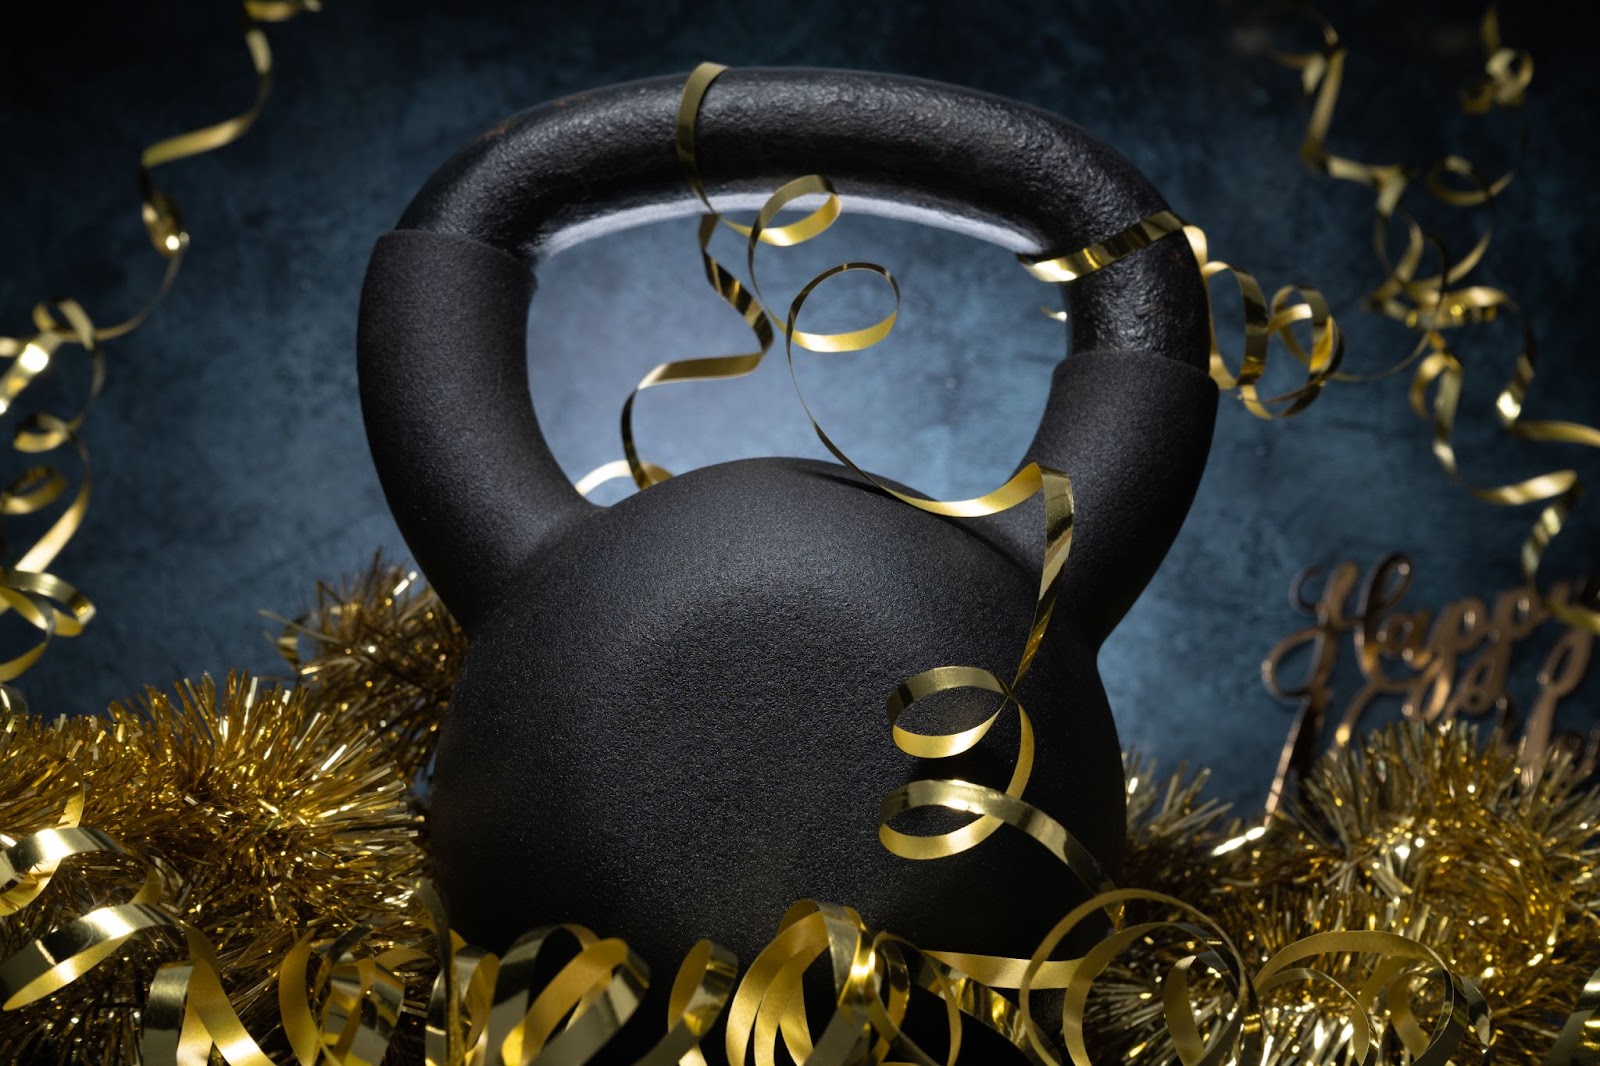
[0,0,321,680]
[6,17,1596,1062]
[1264,3,1599,636]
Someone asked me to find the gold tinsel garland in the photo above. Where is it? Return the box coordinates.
[0,670,428,1062]
[274,565,465,792]
[1092,729,1600,1064]
[1,4,1597,1063]
[2,559,1598,1063]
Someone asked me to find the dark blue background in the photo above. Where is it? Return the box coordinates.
[2,0,1596,810]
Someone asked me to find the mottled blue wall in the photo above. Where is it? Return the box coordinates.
[1,0,1595,811]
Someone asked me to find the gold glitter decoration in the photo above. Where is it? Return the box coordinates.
[6,11,1600,1059]
[0,0,319,682]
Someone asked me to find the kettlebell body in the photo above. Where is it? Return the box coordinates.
[359,66,1217,1031]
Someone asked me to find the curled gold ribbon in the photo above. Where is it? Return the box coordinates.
[140,926,283,1066]
[1177,227,1344,420]
[0,825,176,1013]
[724,899,1056,1066]
[1260,2,1600,639]
[0,0,317,679]
[0,797,92,917]
[1031,889,1262,1066]
[638,939,739,1066]
[614,64,1130,993]
[0,299,101,680]
[1459,5,1532,115]
[418,881,739,1066]
[1026,888,1498,1066]
[278,929,427,1065]
[1019,205,1346,421]
[0,760,181,1017]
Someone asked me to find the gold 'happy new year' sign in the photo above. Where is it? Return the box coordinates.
[1262,553,1598,812]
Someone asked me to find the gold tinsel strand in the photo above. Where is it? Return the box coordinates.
[274,556,464,791]
[1089,725,1600,1064]
[0,674,427,1063]
[4,568,1599,1062]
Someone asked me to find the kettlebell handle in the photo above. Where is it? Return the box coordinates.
[359,68,1216,636]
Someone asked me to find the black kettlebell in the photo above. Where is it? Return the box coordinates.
[358,66,1215,1037]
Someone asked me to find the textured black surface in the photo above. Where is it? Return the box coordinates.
[3,0,1598,1021]
[398,68,1213,366]
[366,69,1214,629]
[360,72,1217,1037]
[359,230,593,636]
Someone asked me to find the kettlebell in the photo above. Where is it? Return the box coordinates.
[358,66,1215,1036]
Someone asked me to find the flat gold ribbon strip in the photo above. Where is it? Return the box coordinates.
[1544,960,1600,1065]
[635,939,739,1066]
[139,924,286,1066]
[0,774,178,1016]
[0,798,94,916]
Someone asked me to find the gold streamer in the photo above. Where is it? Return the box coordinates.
[0,830,172,1012]
[590,62,1138,993]
[1460,5,1533,115]
[1261,2,1600,639]
[21,561,1600,1062]
[417,880,743,1066]
[1545,963,1600,1065]
[0,0,319,680]
[6,30,1596,1063]
[1018,200,1346,421]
